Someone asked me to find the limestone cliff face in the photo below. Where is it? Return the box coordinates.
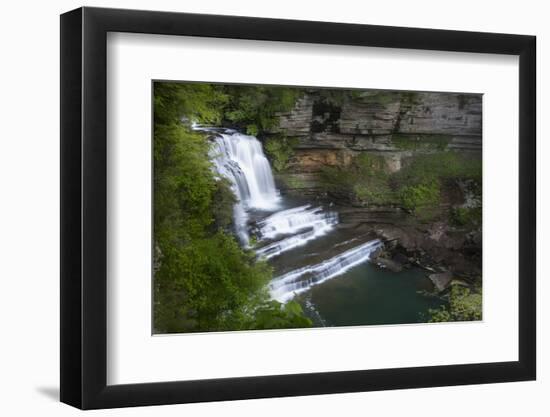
[268,90,482,193]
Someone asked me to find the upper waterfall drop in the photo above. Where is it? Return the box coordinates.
[194,124,281,245]
[212,132,280,211]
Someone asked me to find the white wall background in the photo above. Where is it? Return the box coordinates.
[0,0,546,415]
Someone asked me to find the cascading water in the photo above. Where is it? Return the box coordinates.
[256,205,338,240]
[254,205,338,260]
[201,126,280,245]
[269,239,383,303]
[211,132,280,210]
[195,124,383,304]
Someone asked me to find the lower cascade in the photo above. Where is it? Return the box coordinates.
[199,125,383,303]
[256,205,338,240]
[269,239,383,303]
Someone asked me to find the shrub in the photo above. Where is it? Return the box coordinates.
[264,135,299,172]
[224,86,303,134]
[429,285,482,322]
[395,152,482,186]
[399,181,440,211]
[210,178,237,231]
[252,300,313,329]
[320,153,394,205]
[450,206,482,227]
[394,151,482,216]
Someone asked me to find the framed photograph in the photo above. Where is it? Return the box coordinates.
[60,6,536,409]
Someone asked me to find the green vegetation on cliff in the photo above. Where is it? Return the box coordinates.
[428,285,482,322]
[319,150,481,223]
[320,153,394,205]
[391,134,452,151]
[153,82,311,333]
[264,135,299,172]
[223,85,302,135]
[450,206,482,227]
[394,152,481,218]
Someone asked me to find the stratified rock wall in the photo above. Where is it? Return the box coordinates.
[269,90,482,193]
[273,90,482,143]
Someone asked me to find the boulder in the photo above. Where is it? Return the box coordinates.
[376,257,403,273]
[428,271,454,292]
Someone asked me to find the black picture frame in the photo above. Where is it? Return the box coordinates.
[60,6,536,410]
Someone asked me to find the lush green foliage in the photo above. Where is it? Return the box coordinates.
[154,82,227,126]
[210,178,238,231]
[253,300,313,330]
[429,285,482,322]
[394,152,481,217]
[450,206,482,227]
[393,151,481,216]
[222,85,303,135]
[320,153,394,205]
[320,150,481,222]
[264,135,299,172]
[395,152,482,186]
[398,181,440,211]
[153,82,312,333]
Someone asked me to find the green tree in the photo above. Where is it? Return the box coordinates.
[223,85,302,135]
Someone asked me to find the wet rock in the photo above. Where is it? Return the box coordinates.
[376,257,403,272]
[428,271,454,292]
[392,252,410,267]
[369,246,383,261]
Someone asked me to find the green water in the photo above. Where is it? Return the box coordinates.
[300,263,446,327]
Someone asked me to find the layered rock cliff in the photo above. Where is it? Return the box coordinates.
[267,90,482,194]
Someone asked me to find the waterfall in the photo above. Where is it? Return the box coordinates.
[211,132,280,210]
[255,224,335,260]
[195,124,382,303]
[202,127,280,244]
[269,239,383,303]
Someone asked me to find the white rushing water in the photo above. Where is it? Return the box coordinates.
[255,205,338,260]
[269,239,383,303]
[255,222,335,260]
[210,132,280,210]
[256,205,338,240]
